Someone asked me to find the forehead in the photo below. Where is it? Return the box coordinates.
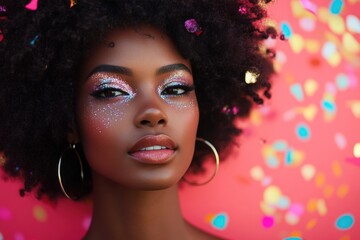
[80,26,189,79]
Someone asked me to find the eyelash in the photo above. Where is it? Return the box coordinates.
[91,87,130,99]
[161,84,194,96]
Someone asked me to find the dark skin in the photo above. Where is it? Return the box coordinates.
[69,26,221,239]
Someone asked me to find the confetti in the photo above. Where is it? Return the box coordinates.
[343,33,360,54]
[337,184,349,198]
[332,161,342,177]
[301,164,316,181]
[281,22,293,39]
[354,143,360,158]
[25,0,38,11]
[306,218,318,230]
[285,212,300,225]
[315,172,326,187]
[289,34,305,53]
[335,214,355,230]
[317,199,327,216]
[283,238,302,240]
[347,101,360,118]
[210,213,228,230]
[290,83,304,101]
[300,0,318,14]
[299,18,316,32]
[33,205,47,222]
[250,166,264,181]
[262,216,274,228]
[334,133,347,149]
[329,0,344,15]
[305,39,320,53]
[300,104,317,121]
[335,74,350,90]
[346,15,360,34]
[346,157,360,167]
[0,207,11,221]
[296,123,311,141]
[264,186,282,205]
[328,14,345,34]
[304,79,318,96]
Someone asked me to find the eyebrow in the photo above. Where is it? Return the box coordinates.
[87,63,192,79]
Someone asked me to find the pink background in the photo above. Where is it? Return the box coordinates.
[1,0,360,239]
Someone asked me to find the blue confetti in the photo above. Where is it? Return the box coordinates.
[285,149,293,165]
[281,22,292,39]
[273,140,288,151]
[266,156,280,168]
[335,214,355,230]
[322,100,336,113]
[296,123,311,141]
[30,35,39,46]
[211,213,229,230]
[290,83,304,101]
[284,238,302,240]
[336,74,349,90]
[330,0,343,15]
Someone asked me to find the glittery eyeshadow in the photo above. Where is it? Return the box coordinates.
[91,72,135,99]
[157,72,196,109]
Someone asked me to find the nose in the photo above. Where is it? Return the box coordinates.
[134,107,167,128]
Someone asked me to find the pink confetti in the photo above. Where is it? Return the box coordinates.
[0,207,12,221]
[300,0,318,15]
[334,133,347,149]
[25,0,38,11]
[346,157,360,167]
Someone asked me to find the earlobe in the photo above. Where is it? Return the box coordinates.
[67,130,80,144]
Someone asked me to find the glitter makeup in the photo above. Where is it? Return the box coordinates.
[89,72,135,101]
[157,72,196,109]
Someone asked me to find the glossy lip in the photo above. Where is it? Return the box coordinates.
[128,135,177,164]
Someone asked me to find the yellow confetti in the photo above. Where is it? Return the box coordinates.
[306,218,318,230]
[337,184,349,198]
[305,39,321,53]
[304,79,318,96]
[262,145,275,158]
[317,199,327,216]
[291,0,313,18]
[327,52,342,67]
[301,164,316,181]
[343,32,360,53]
[285,212,300,225]
[318,7,330,23]
[250,166,264,181]
[353,143,360,158]
[33,205,47,222]
[328,14,346,34]
[315,172,325,187]
[332,161,342,177]
[307,199,318,212]
[264,185,282,205]
[347,101,360,118]
[250,109,262,125]
[300,104,318,121]
[260,201,276,215]
[323,185,334,198]
[289,34,305,54]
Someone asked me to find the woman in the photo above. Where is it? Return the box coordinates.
[0,0,276,239]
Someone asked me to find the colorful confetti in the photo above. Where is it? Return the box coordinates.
[335,214,355,230]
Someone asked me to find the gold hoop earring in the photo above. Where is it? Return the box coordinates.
[183,138,220,186]
[57,144,84,200]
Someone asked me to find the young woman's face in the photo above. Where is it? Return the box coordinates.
[75,26,199,190]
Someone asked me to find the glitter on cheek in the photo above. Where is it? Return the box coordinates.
[86,101,129,134]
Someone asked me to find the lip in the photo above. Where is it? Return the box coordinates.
[128,135,177,164]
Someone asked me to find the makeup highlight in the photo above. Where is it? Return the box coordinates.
[157,71,196,109]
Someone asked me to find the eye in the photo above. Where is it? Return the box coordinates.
[161,84,194,96]
[91,88,129,99]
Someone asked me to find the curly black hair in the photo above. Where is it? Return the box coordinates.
[0,0,276,200]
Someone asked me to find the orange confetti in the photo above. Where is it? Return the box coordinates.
[332,161,342,177]
[306,218,317,230]
[315,172,325,187]
[323,185,334,198]
[317,199,327,216]
[337,185,349,198]
[307,199,318,212]
[33,205,47,222]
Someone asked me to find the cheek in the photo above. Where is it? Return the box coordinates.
[76,100,130,162]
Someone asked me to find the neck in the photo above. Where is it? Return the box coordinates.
[84,174,191,240]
